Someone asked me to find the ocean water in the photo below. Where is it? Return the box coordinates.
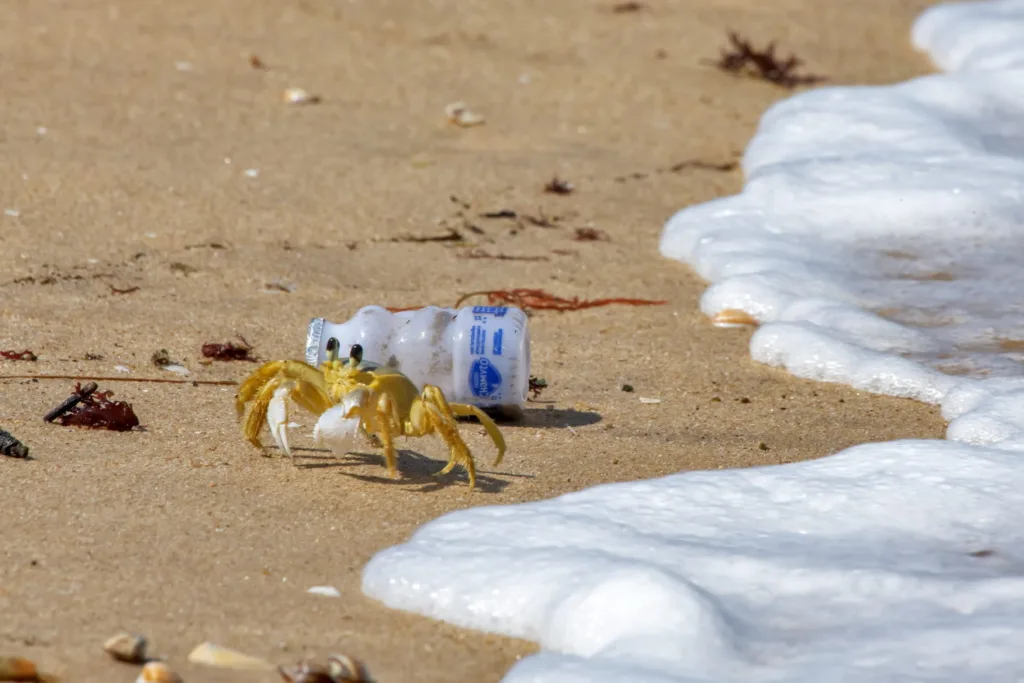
[361,1,1024,681]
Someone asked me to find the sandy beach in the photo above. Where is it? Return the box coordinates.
[1,0,944,681]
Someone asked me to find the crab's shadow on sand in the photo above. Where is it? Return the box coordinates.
[291,449,521,494]
[277,405,599,493]
[511,405,602,429]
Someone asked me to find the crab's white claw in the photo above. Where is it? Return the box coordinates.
[267,384,293,457]
[314,388,367,456]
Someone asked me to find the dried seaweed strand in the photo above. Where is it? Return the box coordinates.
[44,381,98,422]
[391,228,464,243]
[0,374,236,386]
[458,249,550,262]
[667,159,738,173]
[455,288,667,312]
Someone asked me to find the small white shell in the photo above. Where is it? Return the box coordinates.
[187,642,273,671]
[283,87,321,105]
[307,585,342,598]
[444,101,485,127]
[711,308,759,328]
[638,397,662,404]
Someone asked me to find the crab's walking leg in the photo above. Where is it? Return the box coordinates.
[448,403,506,467]
[417,387,478,489]
[375,391,403,479]
[243,379,281,449]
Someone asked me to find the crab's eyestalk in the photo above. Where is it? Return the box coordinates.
[326,337,340,363]
[349,344,364,366]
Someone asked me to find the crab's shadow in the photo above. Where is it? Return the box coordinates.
[504,406,602,429]
[293,448,517,493]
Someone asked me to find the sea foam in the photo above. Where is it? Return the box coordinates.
[362,2,1024,681]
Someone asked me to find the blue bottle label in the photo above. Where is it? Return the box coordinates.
[472,306,508,317]
[469,357,503,398]
[492,329,503,356]
[470,325,486,355]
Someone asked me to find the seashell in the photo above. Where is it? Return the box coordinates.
[306,585,341,598]
[187,642,273,671]
[711,309,759,328]
[136,661,182,683]
[277,660,333,683]
[0,656,38,681]
[638,397,662,404]
[103,631,148,664]
[444,101,485,127]
[283,88,321,105]
[277,655,370,683]
[327,654,369,682]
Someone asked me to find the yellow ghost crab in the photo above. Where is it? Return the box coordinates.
[235,339,506,489]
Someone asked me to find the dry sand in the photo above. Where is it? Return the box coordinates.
[1,0,944,681]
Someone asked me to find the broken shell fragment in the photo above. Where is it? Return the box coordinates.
[277,661,332,683]
[278,655,370,683]
[711,308,759,328]
[444,101,485,127]
[136,661,183,683]
[187,642,273,671]
[103,631,148,663]
[328,654,369,682]
[0,656,38,681]
[282,88,321,105]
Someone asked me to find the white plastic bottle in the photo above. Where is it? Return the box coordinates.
[305,305,531,416]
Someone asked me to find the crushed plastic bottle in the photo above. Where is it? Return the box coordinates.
[305,305,530,418]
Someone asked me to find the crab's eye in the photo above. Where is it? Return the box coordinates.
[350,344,364,365]
[326,337,340,362]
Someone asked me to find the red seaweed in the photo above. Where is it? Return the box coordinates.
[0,350,37,361]
[55,383,140,431]
[202,336,256,362]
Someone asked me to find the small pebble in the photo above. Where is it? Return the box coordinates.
[243,168,260,178]
[307,585,341,598]
[0,429,29,459]
[104,631,148,664]
[638,397,661,404]
[758,442,769,451]
[620,384,634,392]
